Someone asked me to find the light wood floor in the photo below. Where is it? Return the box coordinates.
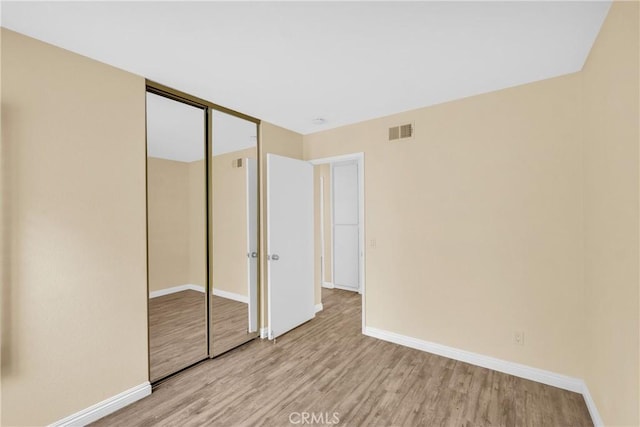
[100,288,592,426]
[211,295,254,356]
[149,290,208,382]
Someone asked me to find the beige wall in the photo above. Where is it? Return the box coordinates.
[305,72,586,378]
[582,2,639,425]
[259,122,305,325]
[148,157,190,291]
[147,157,206,292]
[321,164,333,284]
[1,29,148,426]
[261,122,304,161]
[313,164,332,302]
[188,159,207,286]
[212,147,256,297]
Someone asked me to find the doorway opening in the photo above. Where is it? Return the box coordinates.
[310,153,365,333]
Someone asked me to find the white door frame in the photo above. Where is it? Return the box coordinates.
[309,152,365,333]
[319,176,325,285]
[246,158,258,333]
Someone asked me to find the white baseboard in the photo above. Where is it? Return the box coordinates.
[323,281,359,292]
[581,382,604,427]
[149,284,204,298]
[49,382,151,427]
[334,284,359,292]
[212,288,249,304]
[364,326,584,392]
[149,285,249,304]
[315,303,323,313]
[259,327,269,339]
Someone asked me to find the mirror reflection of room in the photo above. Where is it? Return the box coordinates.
[211,110,259,356]
[146,92,208,382]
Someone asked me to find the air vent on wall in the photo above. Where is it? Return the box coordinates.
[389,126,400,141]
[388,123,414,141]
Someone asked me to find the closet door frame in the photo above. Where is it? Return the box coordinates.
[145,80,262,383]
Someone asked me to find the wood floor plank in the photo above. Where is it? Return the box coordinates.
[211,295,255,356]
[149,291,255,382]
[149,290,208,382]
[96,288,593,426]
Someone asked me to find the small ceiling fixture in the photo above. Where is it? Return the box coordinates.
[312,118,326,125]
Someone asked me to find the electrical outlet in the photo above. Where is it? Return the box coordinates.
[370,238,377,248]
[514,331,524,346]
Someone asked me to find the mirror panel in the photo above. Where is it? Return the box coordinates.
[146,92,208,381]
[211,110,259,356]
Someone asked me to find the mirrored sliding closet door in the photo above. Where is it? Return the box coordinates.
[210,110,259,356]
[146,91,208,382]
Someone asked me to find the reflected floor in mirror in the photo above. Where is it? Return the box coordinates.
[211,295,253,355]
[95,288,591,426]
[149,290,208,382]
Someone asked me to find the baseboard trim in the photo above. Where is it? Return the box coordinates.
[149,284,204,298]
[149,285,249,304]
[49,382,151,427]
[364,327,583,392]
[322,282,334,289]
[259,327,269,339]
[315,303,323,313]
[333,284,359,292]
[581,383,604,427]
[212,288,249,304]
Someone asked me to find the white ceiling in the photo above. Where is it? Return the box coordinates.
[2,1,611,135]
[147,92,257,162]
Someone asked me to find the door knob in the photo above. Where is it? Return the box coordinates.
[270,254,280,261]
[250,252,258,258]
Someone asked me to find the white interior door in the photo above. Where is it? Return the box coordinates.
[332,161,360,291]
[246,158,258,333]
[267,154,315,339]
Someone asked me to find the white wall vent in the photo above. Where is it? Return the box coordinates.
[388,123,414,141]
